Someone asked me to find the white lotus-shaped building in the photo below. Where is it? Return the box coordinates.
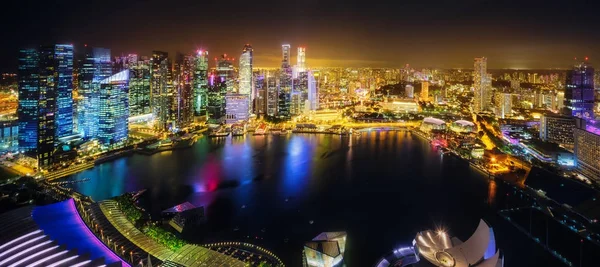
[414,220,503,267]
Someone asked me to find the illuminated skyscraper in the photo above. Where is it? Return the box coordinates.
[18,49,45,157]
[151,51,170,130]
[174,54,194,128]
[266,72,278,116]
[278,68,292,119]
[473,57,492,113]
[98,70,129,146]
[216,54,235,93]
[78,47,111,138]
[565,62,595,119]
[193,50,209,116]
[254,73,266,115]
[129,56,151,116]
[18,45,74,168]
[421,81,429,101]
[50,45,74,138]
[307,71,318,111]
[297,47,306,73]
[239,44,253,98]
[494,92,513,119]
[207,73,227,122]
[281,44,291,69]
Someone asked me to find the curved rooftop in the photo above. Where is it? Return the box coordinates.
[0,199,128,267]
[454,120,475,127]
[423,117,446,125]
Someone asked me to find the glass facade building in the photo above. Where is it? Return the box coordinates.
[539,114,575,149]
[207,75,227,122]
[129,57,151,116]
[98,70,129,146]
[239,44,253,98]
[78,47,112,138]
[193,50,209,116]
[17,48,40,152]
[565,62,595,119]
[151,51,170,130]
[216,54,235,93]
[50,44,74,139]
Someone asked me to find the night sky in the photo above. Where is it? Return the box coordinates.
[2,0,599,71]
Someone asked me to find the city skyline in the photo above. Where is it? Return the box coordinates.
[2,0,600,71]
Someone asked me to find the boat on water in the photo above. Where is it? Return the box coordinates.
[208,126,229,137]
[253,123,268,135]
[231,123,247,136]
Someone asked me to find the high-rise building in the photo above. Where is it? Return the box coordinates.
[421,81,429,101]
[281,44,291,69]
[151,51,170,130]
[18,49,44,154]
[307,71,318,111]
[216,54,235,93]
[78,47,112,138]
[207,73,227,122]
[174,54,194,128]
[266,72,278,116]
[574,119,600,182]
[292,72,309,114]
[278,68,292,119]
[225,93,250,124]
[494,92,513,119]
[49,45,74,138]
[193,50,209,116]
[98,70,129,146]
[297,47,306,73]
[405,84,414,98]
[18,45,74,168]
[540,114,575,149]
[254,73,266,115]
[239,44,253,98]
[129,56,151,116]
[473,57,492,113]
[565,62,595,119]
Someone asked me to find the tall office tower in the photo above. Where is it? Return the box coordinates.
[539,114,575,149]
[281,44,291,69]
[239,44,253,98]
[174,54,194,128]
[151,51,169,130]
[47,45,74,138]
[78,47,112,138]
[18,45,74,168]
[193,50,209,116]
[129,57,151,116]
[473,57,492,113]
[98,70,129,146]
[293,71,310,114]
[254,73,266,115]
[207,73,227,122]
[278,68,293,119]
[216,54,235,93]
[565,62,595,119]
[494,92,513,119]
[308,71,318,111]
[18,49,44,155]
[421,81,429,101]
[296,47,306,74]
[574,119,600,182]
[266,72,278,116]
[405,84,414,98]
[225,93,250,124]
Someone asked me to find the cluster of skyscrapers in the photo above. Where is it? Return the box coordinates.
[16,43,319,169]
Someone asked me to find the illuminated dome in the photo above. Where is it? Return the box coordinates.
[420,117,446,132]
[414,220,503,267]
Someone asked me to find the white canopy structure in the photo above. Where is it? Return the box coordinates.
[414,219,503,267]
